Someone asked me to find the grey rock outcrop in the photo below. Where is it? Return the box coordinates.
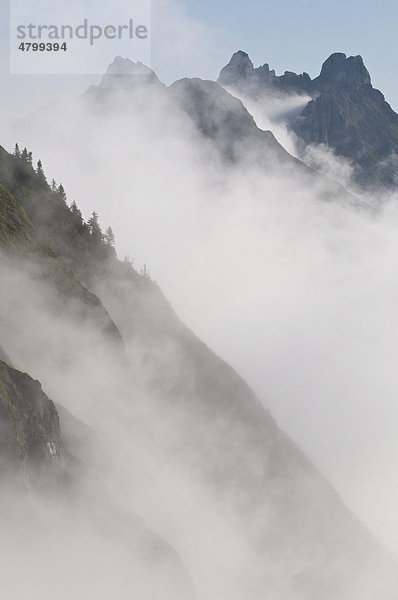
[0,359,63,480]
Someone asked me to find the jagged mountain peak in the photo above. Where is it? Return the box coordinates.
[218,51,255,89]
[105,55,155,77]
[102,55,161,85]
[223,50,254,74]
[87,56,162,100]
[314,52,371,92]
[218,51,312,95]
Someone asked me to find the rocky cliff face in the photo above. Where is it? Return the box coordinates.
[312,52,371,94]
[0,356,63,481]
[293,79,398,187]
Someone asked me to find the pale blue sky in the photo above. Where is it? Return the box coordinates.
[178,0,398,106]
[0,0,397,115]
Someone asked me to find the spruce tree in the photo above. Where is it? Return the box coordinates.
[88,211,103,243]
[70,201,84,231]
[70,200,81,217]
[36,159,47,183]
[105,226,115,247]
[57,184,67,202]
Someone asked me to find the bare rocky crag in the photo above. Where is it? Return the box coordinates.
[0,349,63,481]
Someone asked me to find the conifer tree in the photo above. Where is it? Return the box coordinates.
[36,159,47,182]
[105,226,115,247]
[57,184,67,202]
[70,201,84,231]
[70,200,81,217]
[88,211,103,243]
[14,143,21,158]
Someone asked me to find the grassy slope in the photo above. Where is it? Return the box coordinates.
[0,181,124,344]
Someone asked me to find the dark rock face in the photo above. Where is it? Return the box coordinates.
[313,52,371,94]
[170,77,262,143]
[218,50,255,87]
[293,70,398,188]
[0,359,63,480]
[294,86,398,160]
[219,51,398,188]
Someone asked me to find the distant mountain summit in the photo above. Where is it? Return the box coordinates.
[218,50,313,96]
[312,52,371,94]
[86,56,162,100]
[219,51,398,189]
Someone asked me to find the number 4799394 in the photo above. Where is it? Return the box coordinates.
[18,42,67,51]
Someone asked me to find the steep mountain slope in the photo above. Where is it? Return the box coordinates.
[219,51,398,188]
[94,250,398,599]
[0,175,121,486]
[0,159,124,347]
[0,170,195,600]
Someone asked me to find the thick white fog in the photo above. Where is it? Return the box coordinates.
[3,63,398,567]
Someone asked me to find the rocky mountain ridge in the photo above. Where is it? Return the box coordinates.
[219,51,398,188]
[218,50,371,97]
